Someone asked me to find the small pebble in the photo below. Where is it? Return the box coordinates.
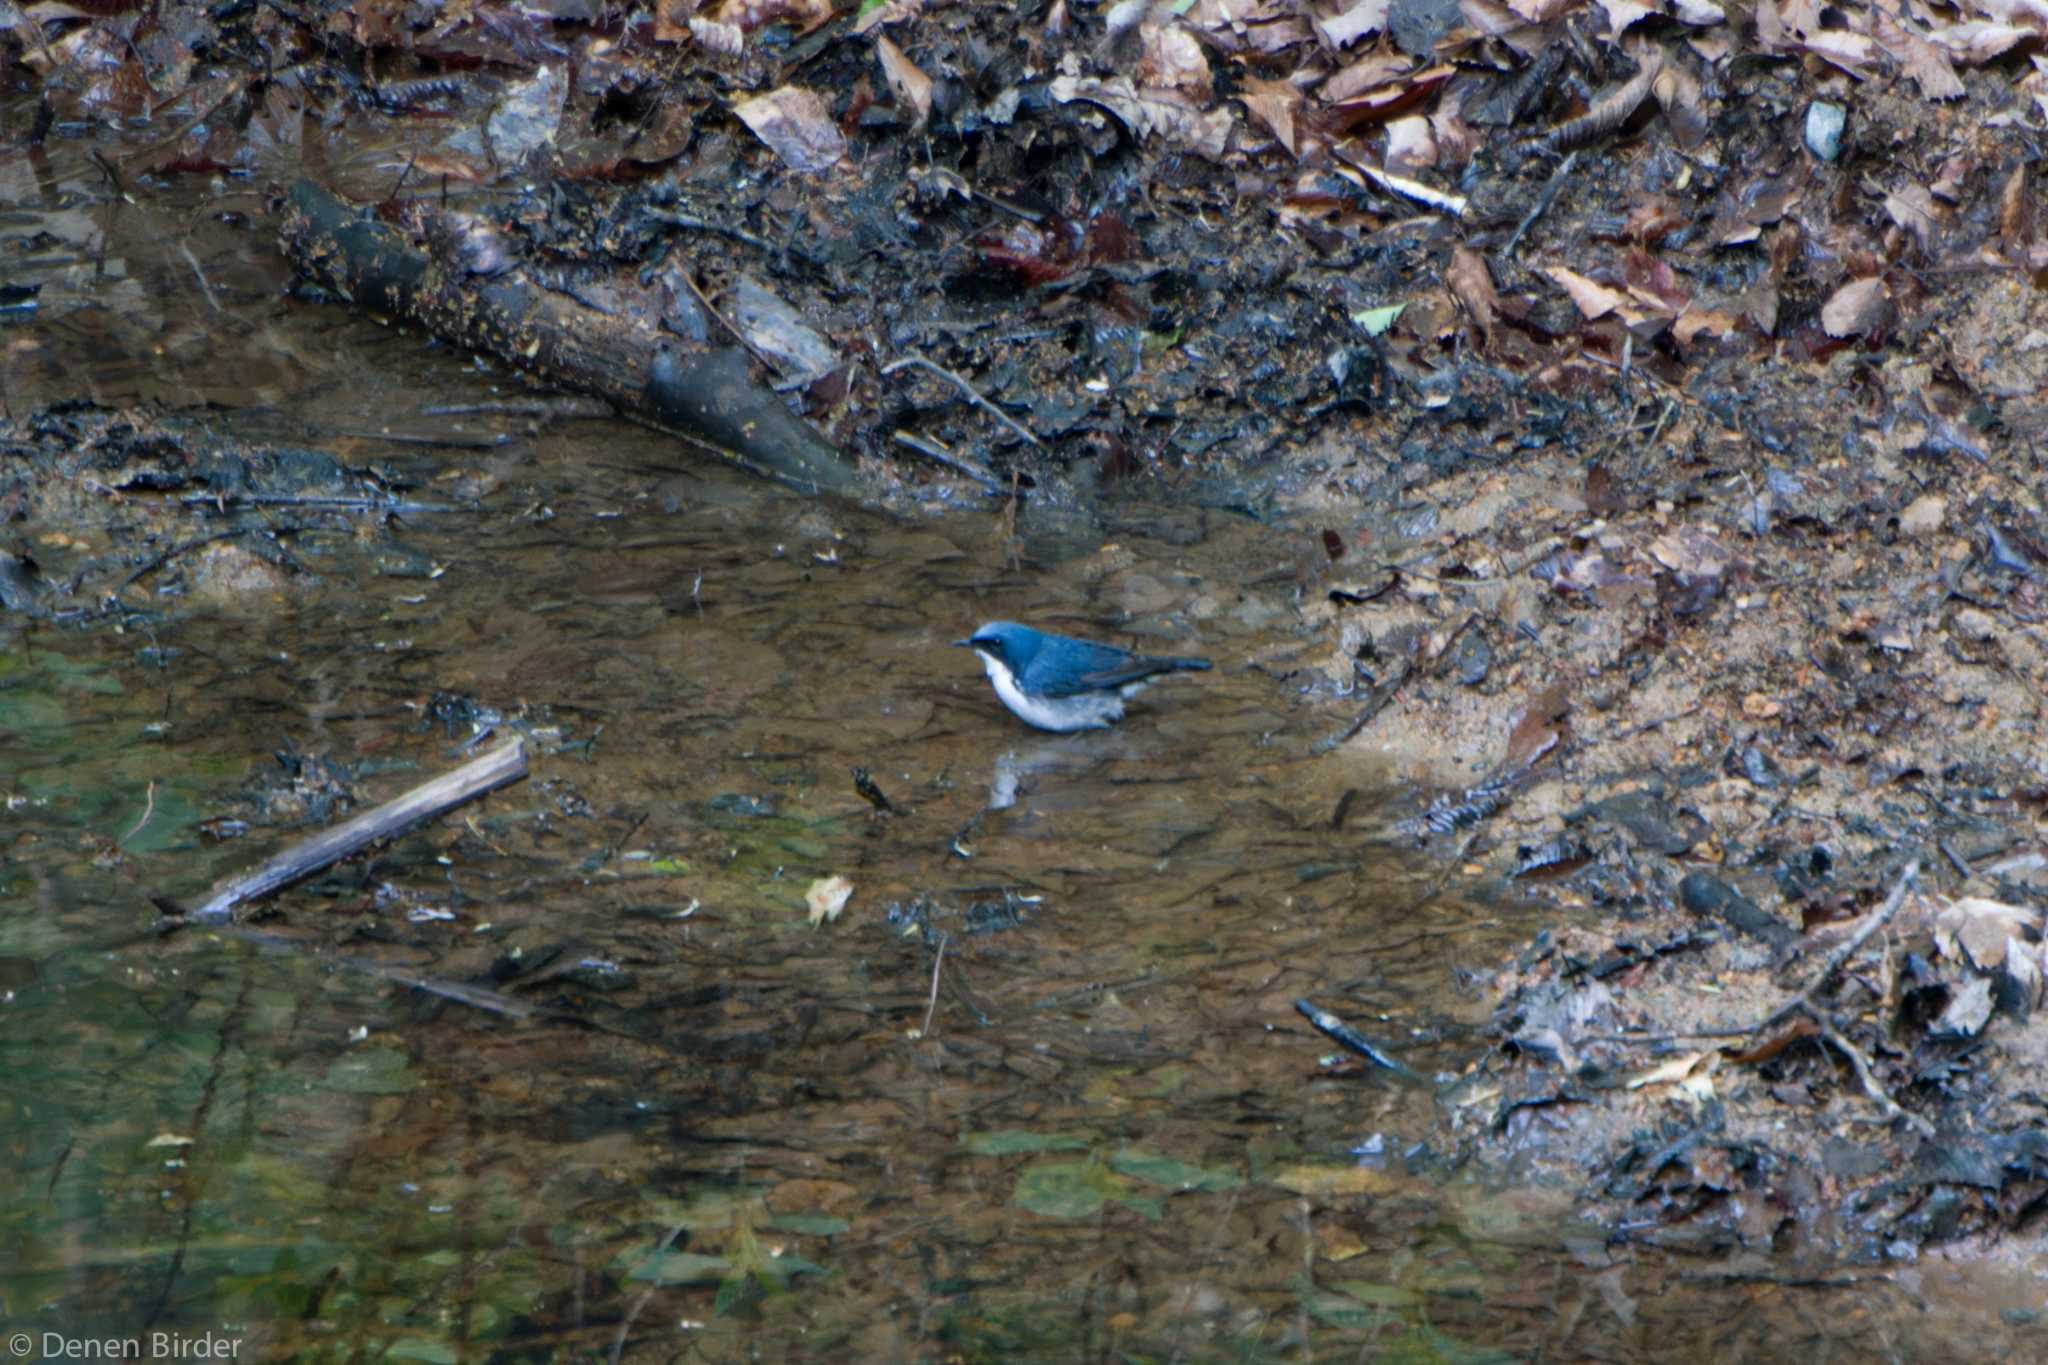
[1806,102,1845,162]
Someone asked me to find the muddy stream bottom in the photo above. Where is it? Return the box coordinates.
[3,144,2037,1365]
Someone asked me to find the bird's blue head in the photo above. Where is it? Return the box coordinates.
[952,621,1047,682]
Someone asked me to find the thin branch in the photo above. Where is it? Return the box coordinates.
[883,356,1044,448]
[1810,1008,1936,1138]
[611,1224,686,1365]
[920,933,948,1038]
[1505,150,1578,254]
[123,780,157,844]
[1771,861,1919,1028]
[165,737,529,923]
[892,429,1005,491]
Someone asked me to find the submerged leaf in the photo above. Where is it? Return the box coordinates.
[962,1129,1091,1155]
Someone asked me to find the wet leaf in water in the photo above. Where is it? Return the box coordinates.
[1328,1279,1423,1309]
[1272,1163,1405,1197]
[1109,1149,1243,1192]
[767,1213,851,1236]
[321,1048,417,1095]
[1290,1272,1397,1330]
[961,1129,1091,1155]
[625,1251,733,1285]
[1013,1160,1160,1219]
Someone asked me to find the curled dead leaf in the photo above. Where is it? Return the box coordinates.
[1820,276,1888,338]
[1934,897,2043,974]
[1884,183,1940,256]
[1447,246,1500,341]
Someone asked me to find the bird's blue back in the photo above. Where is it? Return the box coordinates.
[1000,626,1206,697]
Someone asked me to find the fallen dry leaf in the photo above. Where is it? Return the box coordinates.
[875,35,932,125]
[1237,75,1302,156]
[807,874,854,927]
[1820,276,1888,337]
[1648,528,1729,577]
[1934,896,2043,973]
[1320,51,1418,103]
[1935,20,2030,66]
[1048,75,1233,160]
[1626,1050,1709,1089]
[1595,0,1663,35]
[853,0,923,33]
[690,16,744,56]
[1873,12,1964,100]
[734,86,847,174]
[1548,266,1628,320]
[1139,21,1212,99]
[1885,183,1940,255]
[1999,163,2030,244]
[1506,682,1571,770]
[1447,245,1500,341]
[1314,0,1392,48]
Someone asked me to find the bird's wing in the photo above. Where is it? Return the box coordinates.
[1011,638,1133,698]
[1043,648,1210,696]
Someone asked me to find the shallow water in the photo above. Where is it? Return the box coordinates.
[3,127,2037,1364]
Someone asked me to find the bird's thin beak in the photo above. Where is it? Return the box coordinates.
[951,638,975,648]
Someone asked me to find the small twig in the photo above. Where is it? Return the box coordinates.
[1640,397,1677,455]
[891,429,1005,491]
[1606,704,1700,744]
[177,240,222,315]
[611,1225,686,1365]
[123,780,157,844]
[1294,999,1426,1082]
[675,269,776,372]
[1771,861,1919,1028]
[1505,150,1578,254]
[178,492,471,514]
[421,397,613,420]
[920,933,948,1037]
[1809,1008,1937,1138]
[1504,536,1567,578]
[119,527,265,592]
[650,209,784,258]
[330,429,511,449]
[882,356,1044,449]
[1312,659,1413,756]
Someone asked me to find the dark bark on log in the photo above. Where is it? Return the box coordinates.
[278,178,856,495]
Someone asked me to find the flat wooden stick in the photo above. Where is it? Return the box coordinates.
[175,737,528,923]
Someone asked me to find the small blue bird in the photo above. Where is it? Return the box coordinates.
[955,621,1211,731]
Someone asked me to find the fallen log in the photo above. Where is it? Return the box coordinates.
[278,178,856,495]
